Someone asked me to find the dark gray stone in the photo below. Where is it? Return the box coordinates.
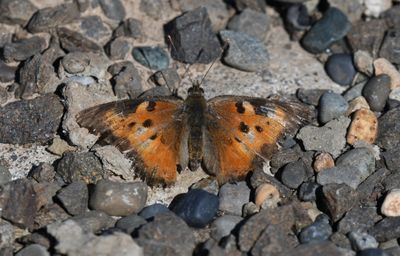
[220,30,269,72]
[251,224,294,256]
[62,52,90,74]
[343,81,366,101]
[135,211,196,256]
[139,0,164,20]
[297,88,328,106]
[190,177,219,195]
[286,4,311,32]
[358,248,390,256]
[287,241,351,256]
[357,168,390,205]
[318,91,349,124]
[362,74,391,112]
[369,217,400,242]
[330,232,352,249]
[165,7,221,64]
[227,8,269,41]
[0,0,37,25]
[0,220,14,251]
[337,207,380,234]
[280,160,307,189]
[56,152,107,184]
[0,94,63,144]
[27,3,80,33]
[325,54,356,86]
[108,61,143,98]
[80,16,112,44]
[234,0,266,12]
[210,215,243,240]
[139,203,170,219]
[33,203,70,230]
[321,183,358,221]
[0,60,16,82]
[301,7,351,53]
[149,68,180,90]
[250,168,293,200]
[379,29,400,65]
[377,106,400,150]
[71,210,116,233]
[106,37,131,60]
[0,160,11,185]
[132,46,169,70]
[298,182,320,202]
[98,0,126,20]
[58,27,103,53]
[115,214,147,234]
[2,36,47,62]
[28,163,55,183]
[218,181,250,216]
[299,214,332,243]
[15,244,49,256]
[348,231,378,251]
[56,181,88,216]
[382,148,400,172]
[113,18,143,39]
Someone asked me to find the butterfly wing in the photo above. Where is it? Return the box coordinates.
[204,96,313,183]
[76,97,186,185]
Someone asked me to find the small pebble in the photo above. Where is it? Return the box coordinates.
[98,0,126,20]
[89,180,148,216]
[321,183,358,221]
[313,152,335,173]
[343,82,366,101]
[107,37,131,60]
[170,189,219,228]
[346,96,370,115]
[297,88,328,106]
[227,8,269,41]
[113,18,143,39]
[255,183,280,209]
[318,91,349,124]
[115,214,147,234]
[190,177,219,195]
[220,30,269,72]
[62,52,91,74]
[286,3,310,32]
[280,160,307,189]
[139,203,170,220]
[337,207,380,234]
[299,214,332,244]
[242,202,259,217]
[298,182,320,202]
[354,50,374,76]
[347,108,378,145]
[15,244,49,256]
[325,54,356,86]
[374,58,400,89]
[219,181,251,216]
[210,215,243,240]
[381,189,400,217]
[132,46,169,70]
[357,248,391,256]
[348,231,378,251]
[379,29,400,65]
[364,0,392,18]
[56,181,88,216]
[0,161,11,185]
[362,74,391,112]
[0,60,16,82]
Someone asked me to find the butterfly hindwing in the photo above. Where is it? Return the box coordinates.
[76,97,185,185]
[204,96,313,183]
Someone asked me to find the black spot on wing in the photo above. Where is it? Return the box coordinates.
[143,119,153,127]
[146,101,156,112]
[255,125,263,132]
[239,122,249,133]
[150,134,157,140]
[235,101,245,114]
[128,122,136,128]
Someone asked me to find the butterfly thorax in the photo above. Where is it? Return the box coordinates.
[184,84,207,171]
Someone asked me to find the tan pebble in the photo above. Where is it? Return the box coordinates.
[381,189,400,217]
[347,108,378,145]
[354,50,374,76]
[255,183,280,209]
[300,202,322,222]
[374,58,400,89]
[346,96,370,116]
[313,152,335,173]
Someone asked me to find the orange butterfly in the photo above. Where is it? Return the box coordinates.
[77,82,312,185]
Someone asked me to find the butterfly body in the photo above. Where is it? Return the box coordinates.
[77,84,312,185]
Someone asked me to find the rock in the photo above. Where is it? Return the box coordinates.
[270,146,302,170]
[61,52,110,80]
[325,54,356,86]
[346,96,370,115]
[218,181,250,216]
[280,160,307,189]
[0,86,7,105]
[98,0,126,20]
[0,94,63,145]
[298,182,320,202]
[139,0,166,20]
[227,8,269,41]
[106,37,131,60]
[132,46,169,70]
[255,183,280,209]
[357,168,391,205]
[27,3,80,33]
[369,217,400,242]
[250,224,294,256]
[139,203,170,220]
[93,145,134,180]
[251,168,293,200]
[329,0,364,22]
[337,206,380,234]
[220,30,269,72]
[297,88,328,106]
[56,152,106,184]
[379,29,400,65]
[33,202,71,230]
[0,60,16,82]
[301,7,351,53]
[113,18,143,39]
[2,36,47,62]
[317,148,376,189]
[234,0,266,12]
[297,117,350,157]
[343,82,366,101]
[0,219,14,249]
[56,181,88,216]
[210,215,243,240]
[358,248,391,256]
[115,214,147,234]
[348,231,378,251]
[364,0,392,18]
[242,202,260,217]
[374,58,400,89]
[321,183,358,221]
[382,148,400,172]
[135,211,195,256]
[89,180,147,216]
[0,160,11,185]
[353,50,374,76]
[33,181,61,210]
[15,244,49,256]
[28,163,55,183]
[318,91,349,124]
[381,189,400,217]
[170,189,219,228]
[190,177,219,195]
[79,16,112,46]
[107,61,143,98]
[58,27,103,53]
[0,0,37,25]
[285,3,311,33]
[362,74,391,112]
[0,179,37,229]
[313,152,335,173]
[165,7,221,64]
[47,137,75,156]
[287,241,351,255]
[377,106,400,150]
[347,109,378,145]
[299,214,332,243]
[71,210,115,233]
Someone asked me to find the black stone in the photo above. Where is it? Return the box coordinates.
[2,36,47,62]
[280,160,307,189]
[0,94,63,144]
[56,181,88,216]
[357,248,390,256]
[98,0,126,20]
[299,214,332,244]
[298,182,320,202]
[362,74,391,112]
[108,61,143,99]
[165,7,221,64]
[286,4,310,32]
[325,54,356,86]
[379,29,400,65]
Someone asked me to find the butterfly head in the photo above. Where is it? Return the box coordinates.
[187,81,204,96]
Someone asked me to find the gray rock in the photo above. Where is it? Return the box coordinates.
[106,37,131,60]
[132,46,169,70]
[325,54,356,86]
[379,29,400,65]
[297,88,328,106]
[220,30,269,72]
[115,214,147,234]
[56,152,107,184]
[2,36,47,62]
[382,147,400,172]
[218,181,251,216]
[287,241,351,256]
[347,19,386,56]
[321,183,358,221]
[251,224,294,256]
[210,215,243,240]
[297,116,350,157]
[58,27,103,53]
[139,203,170,219]
[93,145,134,180]
[89,180,147,216]
[80,16,112,46]
[369,217,400,242]
[298,182,320,202]
[62,52,90,74]
[33,203,70,230]
[190,177,219,195]
[60,52,109,80]
[34,181,62,210]
[15,244,49,256]
[227,8,269,41]
[0,220,14,249]
[299,214,333,244]
[27,3,80,33]
[107,61,143,98]
[71,210,115,233]
[377,106,400,150]
[318,91,349,124]
[362,74,391,112]
[135,211,195,256]
[0,0,37,25]
[337,207,380,234]
[330,232,352,250]
[357,168,390,205]
[280,160,307,189]
[317,148,376,189]
[0,160,11,185]
[28,163,55,183]
[0,94,63,144]
[98,0,125,20]
[56,181,88,216]
[139,0,165,20]
[348,231,378,251]
[0,60,16,82]
[343,81,366,101]
[113,18,143,39]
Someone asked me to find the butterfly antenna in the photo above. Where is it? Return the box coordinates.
[199,40,229,86]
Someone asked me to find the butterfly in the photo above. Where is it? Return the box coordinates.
[76,82,313,185]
